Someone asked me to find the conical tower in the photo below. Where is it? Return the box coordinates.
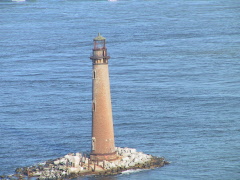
[90,33,118,161]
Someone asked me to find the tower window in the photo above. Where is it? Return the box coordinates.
[93,70,96,79]
[92,137,96,151]
[92,102,96,111]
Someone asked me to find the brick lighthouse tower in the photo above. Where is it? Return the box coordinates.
[90,33,118,161]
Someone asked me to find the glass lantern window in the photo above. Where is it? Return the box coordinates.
[94,40,105,49]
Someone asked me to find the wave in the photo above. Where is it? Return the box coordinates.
[121,168,146,175]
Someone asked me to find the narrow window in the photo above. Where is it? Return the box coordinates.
[92,101,96,111]
[92,137,96,151]
[93,70,96,79]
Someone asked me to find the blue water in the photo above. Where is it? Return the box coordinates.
[0,0,240,179]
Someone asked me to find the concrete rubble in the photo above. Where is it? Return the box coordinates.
[2,147,169,180]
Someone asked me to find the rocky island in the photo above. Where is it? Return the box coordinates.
[2,147,168,180]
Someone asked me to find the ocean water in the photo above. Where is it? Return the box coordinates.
[0,0,240,179]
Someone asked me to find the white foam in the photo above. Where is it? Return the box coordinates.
[121,168,146,175]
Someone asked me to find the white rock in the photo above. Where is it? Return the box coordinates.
[129,148,136,153]
[133,158,140,163]
[81,157,86,163]
[73,156,80,167]
[68,156,75,164]
[54,160,60,165]
[122,153,131,157]
[121,161,127,167]
[115,147,121,152]
[64,155,70,159]
[98,161,104,167]
[59,158,67,164]
[110,162,116,168]
[121,156,129,161]
[113,161,119,166]
[76,153,82,157]
[128,162,135,167]
[129,154,135,160]
[68,167,80,173]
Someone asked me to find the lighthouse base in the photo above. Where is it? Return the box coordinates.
[90,151,118,161]
[12,147,169,180]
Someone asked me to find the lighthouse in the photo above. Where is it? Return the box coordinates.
[90,33,118,161]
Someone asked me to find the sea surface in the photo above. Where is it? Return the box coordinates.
[0,0,240,179]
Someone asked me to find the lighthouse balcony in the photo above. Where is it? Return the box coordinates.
[90,55,110,60]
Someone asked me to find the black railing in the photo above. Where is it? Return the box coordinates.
[90,54,110,60]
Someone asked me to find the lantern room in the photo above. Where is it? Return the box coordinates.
[93,33,106,50]
[90,33,110,63]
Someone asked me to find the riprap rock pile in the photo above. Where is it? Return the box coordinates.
[4,147,169,180]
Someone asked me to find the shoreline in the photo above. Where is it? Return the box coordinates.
[1,147,169,180]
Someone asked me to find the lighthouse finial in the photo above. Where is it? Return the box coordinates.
[94,33,106,41]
